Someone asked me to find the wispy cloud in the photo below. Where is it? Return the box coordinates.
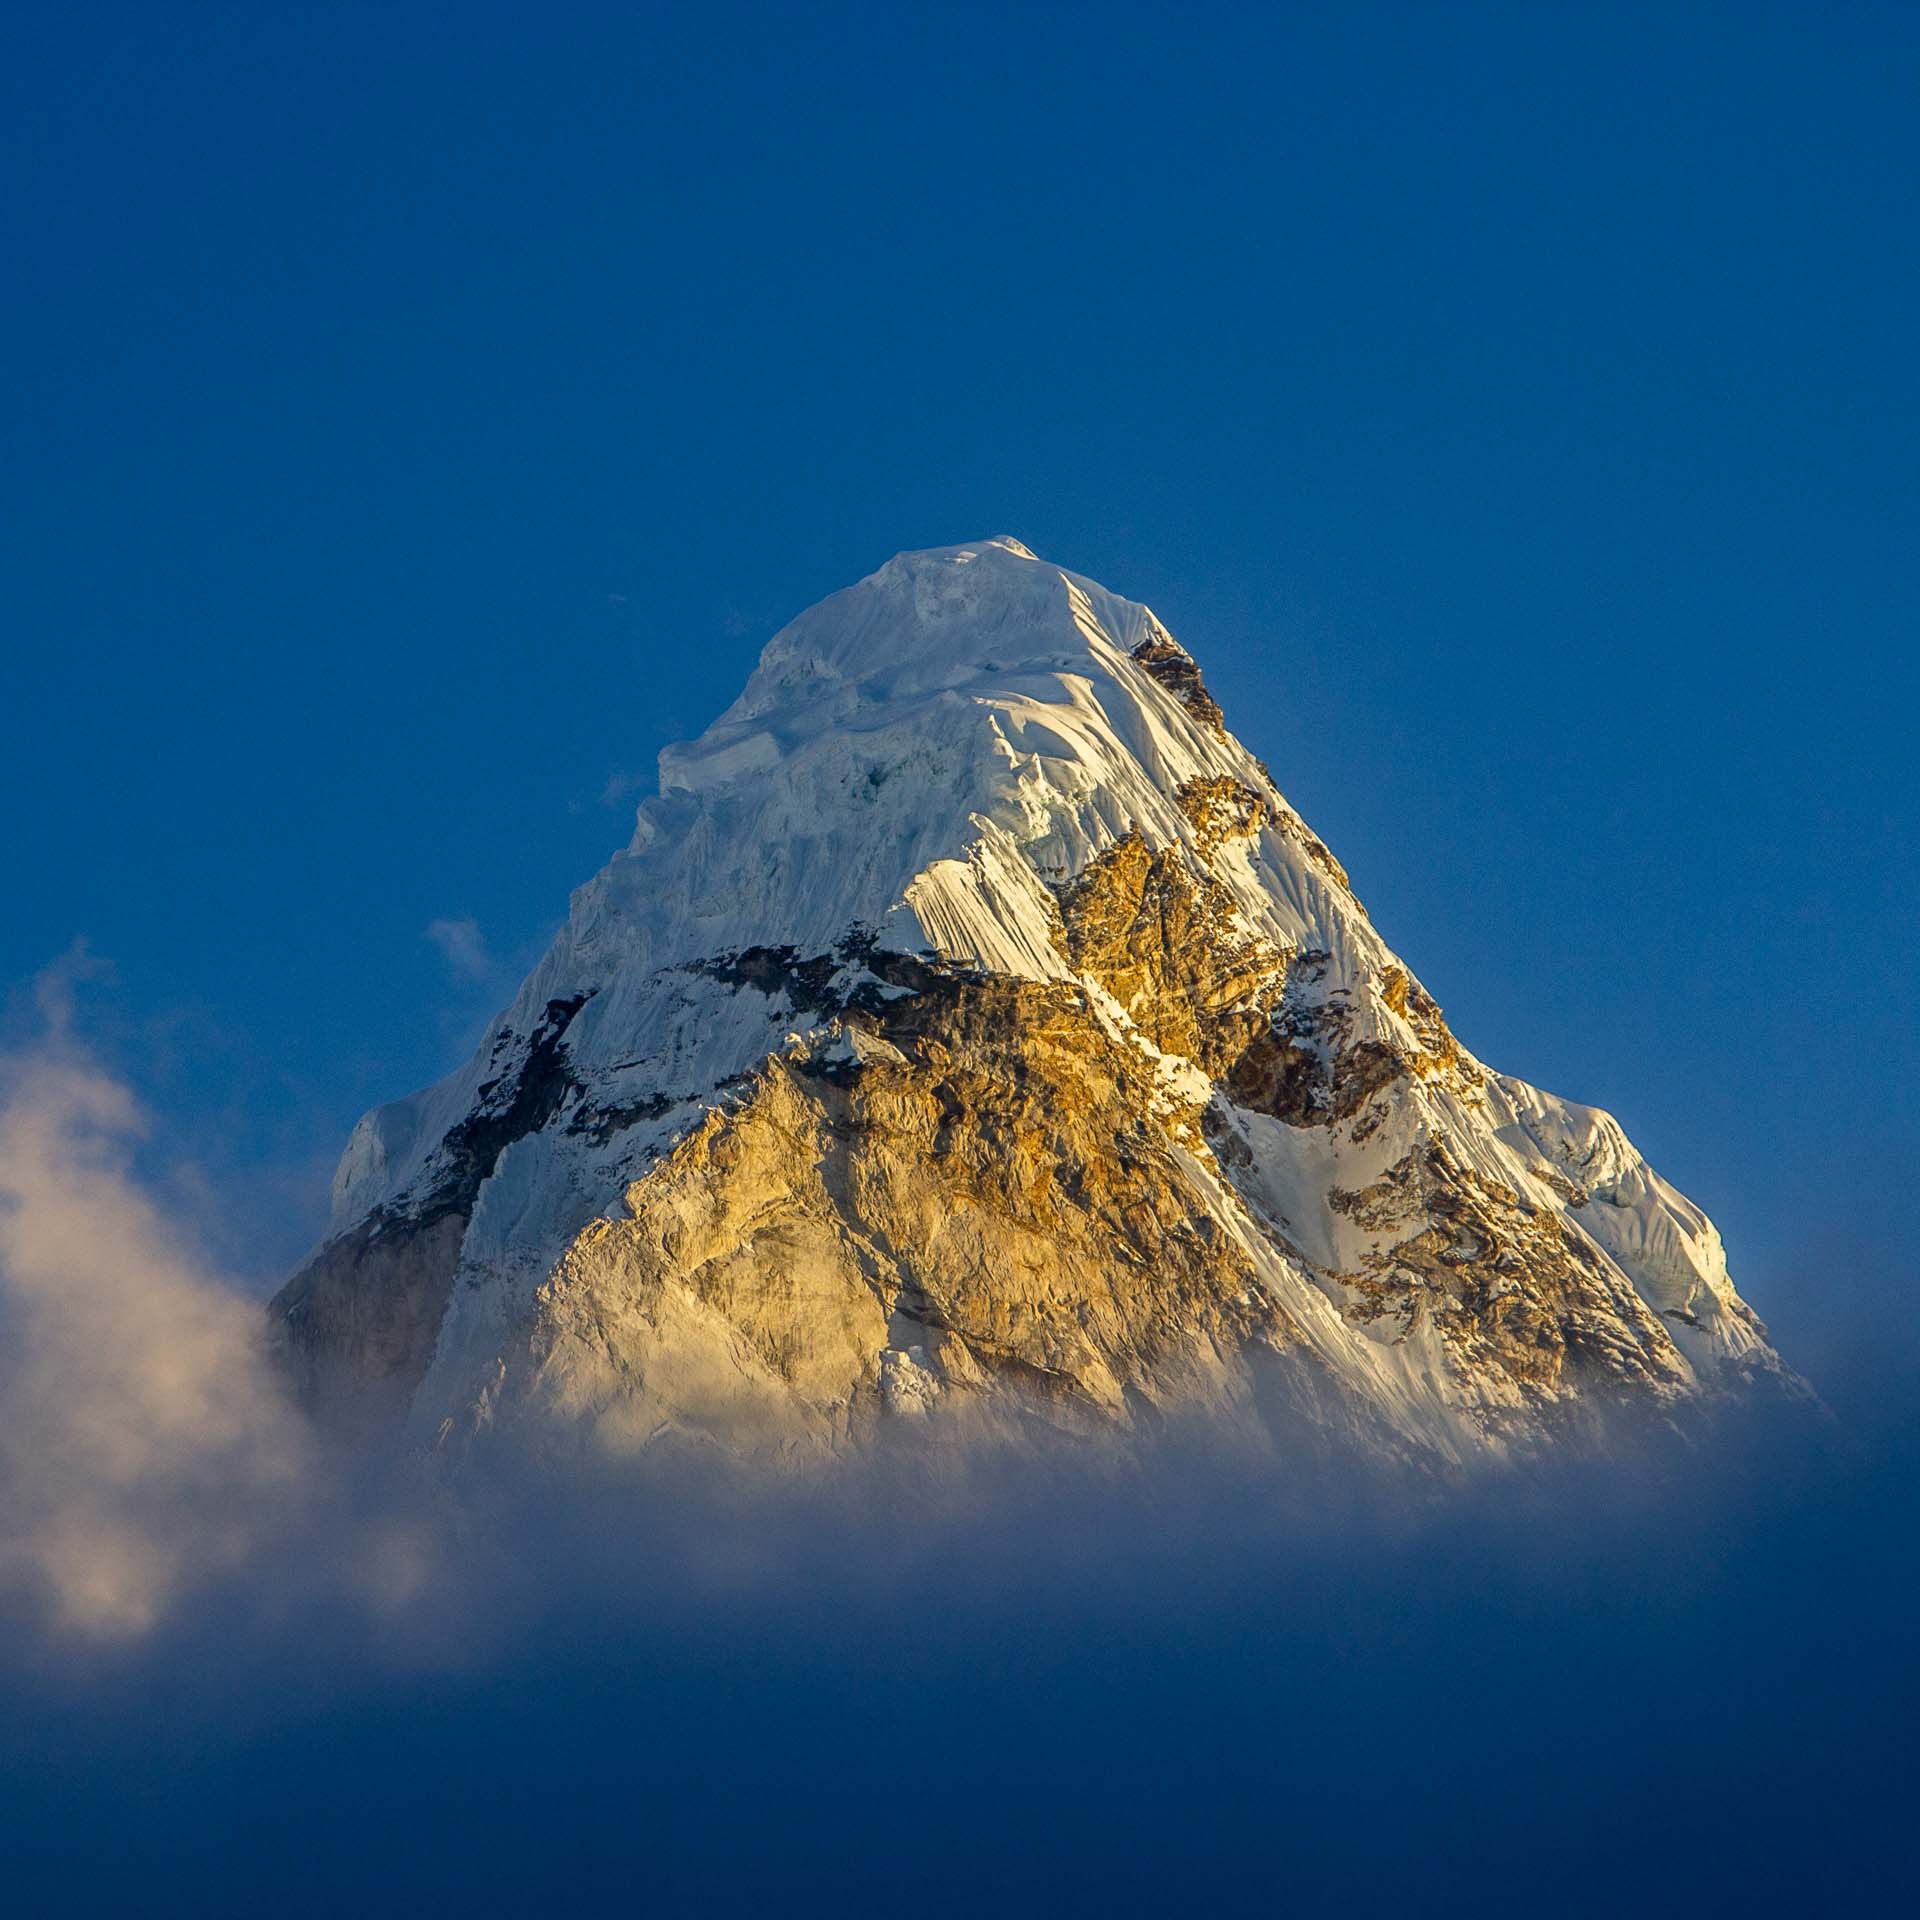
[0,1020,310,1637]
[424,916,498,985]
[28,935,113,1038]
[598,769,643,810]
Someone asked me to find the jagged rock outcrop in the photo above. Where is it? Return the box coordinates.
[272,537,1798,1469]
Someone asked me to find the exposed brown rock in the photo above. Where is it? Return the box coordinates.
[1054,831,1287,1074]
[1329,1142,1691,1422]
[1175,775,1268,856]
[507,967,1316,1456]
[272,991,594,1430]
[271,1208,470,1440]
[1380,966,1478,1091]
[1130,632,1226,731]
[1054,829,1462,1131]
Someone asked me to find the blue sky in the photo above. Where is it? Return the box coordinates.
[3,1,1915,1386]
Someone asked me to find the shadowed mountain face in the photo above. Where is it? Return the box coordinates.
[272,539,1799,1469]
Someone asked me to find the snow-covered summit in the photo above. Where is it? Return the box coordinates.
[719,535,1151,699]
[661,535,1187,784]
[584,536,1272,999]
[278,540,1800,1467]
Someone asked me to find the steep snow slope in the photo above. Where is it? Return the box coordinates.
[274,538,1795,1466]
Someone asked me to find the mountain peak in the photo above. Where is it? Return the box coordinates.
[275,540,1801,1469]
[661,538,1181,794]
[879,534,1039,563]
[877,534,1040,568]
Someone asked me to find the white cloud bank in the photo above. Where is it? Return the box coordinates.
[0,1044,310,1636]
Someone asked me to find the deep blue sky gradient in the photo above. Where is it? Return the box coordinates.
[3,2,1916,1374]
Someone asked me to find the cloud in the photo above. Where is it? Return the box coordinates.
[0,1035,310,1637]
[424,916,498,984]
[598,769,643,810]
[26,935,113,1038]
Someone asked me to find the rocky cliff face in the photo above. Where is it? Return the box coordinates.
[272,537,1796,1471]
